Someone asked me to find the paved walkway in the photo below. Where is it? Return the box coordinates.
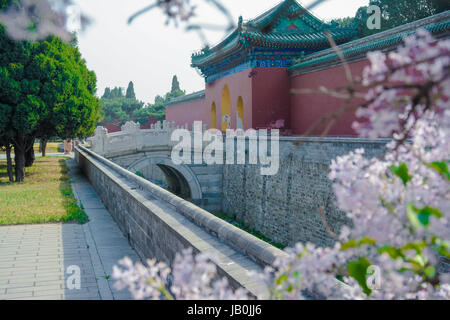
[0,159,141,300]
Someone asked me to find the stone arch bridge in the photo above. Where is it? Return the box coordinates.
[87,121,223,212]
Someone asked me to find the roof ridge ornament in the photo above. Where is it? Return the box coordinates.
[238,16,243,31]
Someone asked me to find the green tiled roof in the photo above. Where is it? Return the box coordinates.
[241,29,355,49]
[246,0,326,32]
[191,0,357,68]
[289,11,450,72]
[165,90,205,107]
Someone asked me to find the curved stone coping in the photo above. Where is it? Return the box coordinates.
[76,145,287,267]
[223,135,392,145]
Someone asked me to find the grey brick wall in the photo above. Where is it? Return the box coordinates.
[75,145,284,297]
[222,137,389,247]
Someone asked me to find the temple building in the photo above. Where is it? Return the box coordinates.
[165,0,450,136]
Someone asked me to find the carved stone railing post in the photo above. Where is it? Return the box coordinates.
[88,126,108,155]
[87,120,188,156]
[121,121,141,151]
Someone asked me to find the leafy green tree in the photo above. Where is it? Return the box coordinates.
[331,16,356,28]
[165,89,185,102]
[0,23,40,181]
[101,77,185,126]
[31,37,101,157]
[431,0,450,12]
[0,22,101,181]
[126,81,136,99]
[354,6,379,38]
[372,0,447,30]
[154,95,164,104]
[99,95,144,125]
[100,98,130,124]
[336,0,449,39]
[352,0,449,38]
[0,0,13,10]
[133,102,165,124]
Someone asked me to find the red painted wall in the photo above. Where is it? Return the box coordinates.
[251,68,290,130]
[165,98,206,130]
[290,59,369,136]
[101,121,121,133]
[166,68,290,131]
[205,69,253,130]
[166,60,370,136]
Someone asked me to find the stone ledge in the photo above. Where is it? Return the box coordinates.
[76,145,287,268]
[75,145,290,298]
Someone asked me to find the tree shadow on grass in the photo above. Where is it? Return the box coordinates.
[58,159,89,225]
[0,161,13,186]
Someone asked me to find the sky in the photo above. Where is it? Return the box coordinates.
[74,0,369,104]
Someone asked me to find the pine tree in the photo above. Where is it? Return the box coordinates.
[126,81,136,99]
[102,87,111,99]
[171,75,180,93]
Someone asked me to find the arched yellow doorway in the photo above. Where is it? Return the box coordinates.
[236,96,244,129]
[211,102,217,129]
[221,85,231,131]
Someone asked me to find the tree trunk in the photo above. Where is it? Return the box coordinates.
[14,146,25,182]
[13,135,29,182]
[5,145,14,182]
[25,144,35,167]
[41,139,47,157]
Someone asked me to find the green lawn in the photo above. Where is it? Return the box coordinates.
[0,142,62,155]
[36,142,61,154]
[0,157,88,225]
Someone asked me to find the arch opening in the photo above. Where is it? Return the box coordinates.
[157,164,192,200]
[128,156,202,201]
[236,96,244,130]
[221,85,231,131]
[211,102,217,129]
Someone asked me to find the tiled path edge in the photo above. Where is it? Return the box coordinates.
[0,158,140,300]
[68,158,141,300]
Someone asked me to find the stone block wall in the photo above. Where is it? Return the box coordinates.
[222,137,389,247]
[75,145,285,297]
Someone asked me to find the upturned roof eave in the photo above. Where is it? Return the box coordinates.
[191,34,245,68]
[192,28,357,69]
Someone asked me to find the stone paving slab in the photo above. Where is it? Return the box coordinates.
[68,159,141,300]
[0,159,141,300]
